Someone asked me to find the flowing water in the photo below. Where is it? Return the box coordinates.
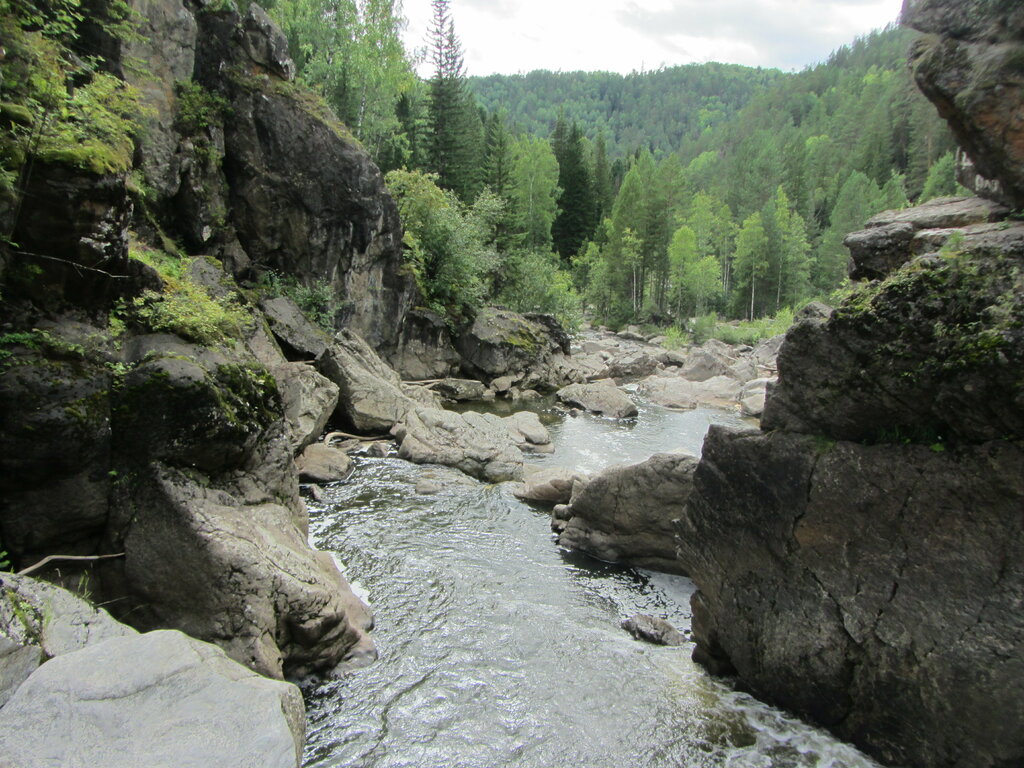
[301,396,880,768]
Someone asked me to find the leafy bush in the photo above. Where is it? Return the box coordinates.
[385,169,497,325]
[689,307,795,345]
[497,250,582,331]
[259,271,338,332]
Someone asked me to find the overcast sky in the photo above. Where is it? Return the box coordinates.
[401,0,906,76]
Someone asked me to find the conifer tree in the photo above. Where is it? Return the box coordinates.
[551,120,597,261]
[426,0,480,201]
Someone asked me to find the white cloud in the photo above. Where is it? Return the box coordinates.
[401,0,905,76]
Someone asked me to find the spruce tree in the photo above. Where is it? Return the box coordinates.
[551,121,597,261]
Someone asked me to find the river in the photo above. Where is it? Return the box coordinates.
[301,396,880,768]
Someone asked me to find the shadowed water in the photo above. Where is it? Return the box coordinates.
[302,399,880,768]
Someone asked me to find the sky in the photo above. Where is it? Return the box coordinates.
[401,0,907,76]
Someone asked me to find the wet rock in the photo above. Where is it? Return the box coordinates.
[556,382,637,419]
[556,452,698,574]
[621,615,685,647]
[500,411,554,454]
[394,408,524,482]
[366,441,389,458]
[295,442,352,483]
[0,630,305,768]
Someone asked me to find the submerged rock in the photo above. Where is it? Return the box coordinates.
[621,615,685,647]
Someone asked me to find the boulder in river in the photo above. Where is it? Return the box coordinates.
[555,452,698,574]
[394,408,525,482]
[295,442,353,484]
[556,381,638,419]
[513,466,589,506]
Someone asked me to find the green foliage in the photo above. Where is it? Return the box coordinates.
[919,151,961,202]
[174,81,231,135]
[267,0,416,168]
[125,244,249,345]
[0,328,84,363]
[496,250,582,331]
[690,307,795,345]
[0,0,147,186]
[385,169,496,324]
[259,272,338,331]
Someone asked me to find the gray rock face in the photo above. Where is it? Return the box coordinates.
[317,329,419,434]
[0,321,115,567]
[683,427,1024,768]
[394,408,525,482]
[389,309,460,381]
[845,196,1014,280]
[0,630,305,768]
[556,452,698,574]
[762,247,1024,444]
[455,308,579,392]
[275,363,339,454]
[0,574,137,707]
[904,0,1024,208]
[556,382,638,418]
[621,615,685,647]
[188,6,416,352]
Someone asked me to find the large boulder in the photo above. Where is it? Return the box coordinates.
[762,247,1024,444]
[499,411,554,454]
[273,362,339,454]
[682,427,1024,768]
[556,381,638,418]
[555,452,698,574]
[294,442,352,483]
[904,0,1024,208]
[678,347,732,382]
[636,375,742,410]
[316,328,419,434]
[394,408,525,482]
[843,196,1015,281]
[389,308,460,381]
[0,630,305,768]
[513,466,588,506]
[0,574,137,707]
[454,308,579,392]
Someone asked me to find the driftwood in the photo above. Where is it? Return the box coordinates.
[324,431,390,444]
[17,553,126,577]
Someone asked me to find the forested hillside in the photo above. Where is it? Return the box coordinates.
[264,1,958,333]
[469,64,784,158]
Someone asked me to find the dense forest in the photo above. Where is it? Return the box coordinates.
[262,0,957,335]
